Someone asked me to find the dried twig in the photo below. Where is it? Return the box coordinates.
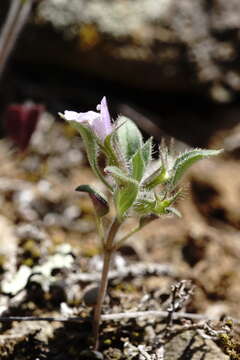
[164,280,194,337]
[101,310,209,322]
[72,263,175,283]
[0,310,234,324]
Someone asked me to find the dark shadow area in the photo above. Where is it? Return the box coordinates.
[0,59,240,148]
[177,335,207,360]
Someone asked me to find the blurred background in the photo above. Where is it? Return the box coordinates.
[0,1,240,358]
[2,0,240,146]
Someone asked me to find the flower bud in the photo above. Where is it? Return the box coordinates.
[75,185,109,217]
[5,102,44,151]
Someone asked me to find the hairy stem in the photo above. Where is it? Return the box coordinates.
[92,217,121,351]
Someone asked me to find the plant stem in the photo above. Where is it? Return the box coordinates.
[92,217,121,351]
[95,216,105,248]
[113,225,140,251]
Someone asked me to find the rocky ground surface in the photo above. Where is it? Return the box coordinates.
[0,113,239,359]
[1,1,240,359]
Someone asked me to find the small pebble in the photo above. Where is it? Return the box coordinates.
[83,285,99,307]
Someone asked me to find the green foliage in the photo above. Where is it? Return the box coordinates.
[103,131,120,167]
[67,120,98,173]
[105,166,139,219]
[134,190,181,217]
[143,166,167,189]
[134,194,156,215]
[60,98,224,352]
[59,116,112,190]
[114,182,139,220]
[131,148,145,181]
[105,166,137,186]
[141,137,152,166]
[117,116,143,160]
[130,138,153,182]
[61,100,223,227]
[170,148,223,187]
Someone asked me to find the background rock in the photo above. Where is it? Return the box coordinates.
[164,330,229,360]
[16,0,240,101]
[0,0,240,147]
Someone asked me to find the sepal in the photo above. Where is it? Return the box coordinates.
[103,132,119,167]
[134,190,181,217]
[153,191,180,215]
[60,115,111,189]
[133,191,156,215]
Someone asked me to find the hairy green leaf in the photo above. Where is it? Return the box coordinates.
[141,138,153,167]
[117,116,143,160]
[170,149,223,187]
[130,138,153,182]
[115,182,139,220]
[103,130,121,167]
[60,117,112,190]
[105,166,137,186]
[131,149,145,182]
[143,166,168,189]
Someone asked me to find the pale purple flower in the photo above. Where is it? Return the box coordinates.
[62,97,112,141]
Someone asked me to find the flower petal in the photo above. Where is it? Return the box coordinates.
[62,98,112,142]
[63,110,99,125]
[62,111,80,121]
[96,97,112,140]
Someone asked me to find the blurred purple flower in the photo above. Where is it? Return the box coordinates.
[5,103,44,151]
[62,96,112,141]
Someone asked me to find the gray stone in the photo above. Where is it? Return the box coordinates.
[164,330,229,360]
[10,0,239,101]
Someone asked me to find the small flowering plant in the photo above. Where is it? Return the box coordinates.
[60,97,222,350]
